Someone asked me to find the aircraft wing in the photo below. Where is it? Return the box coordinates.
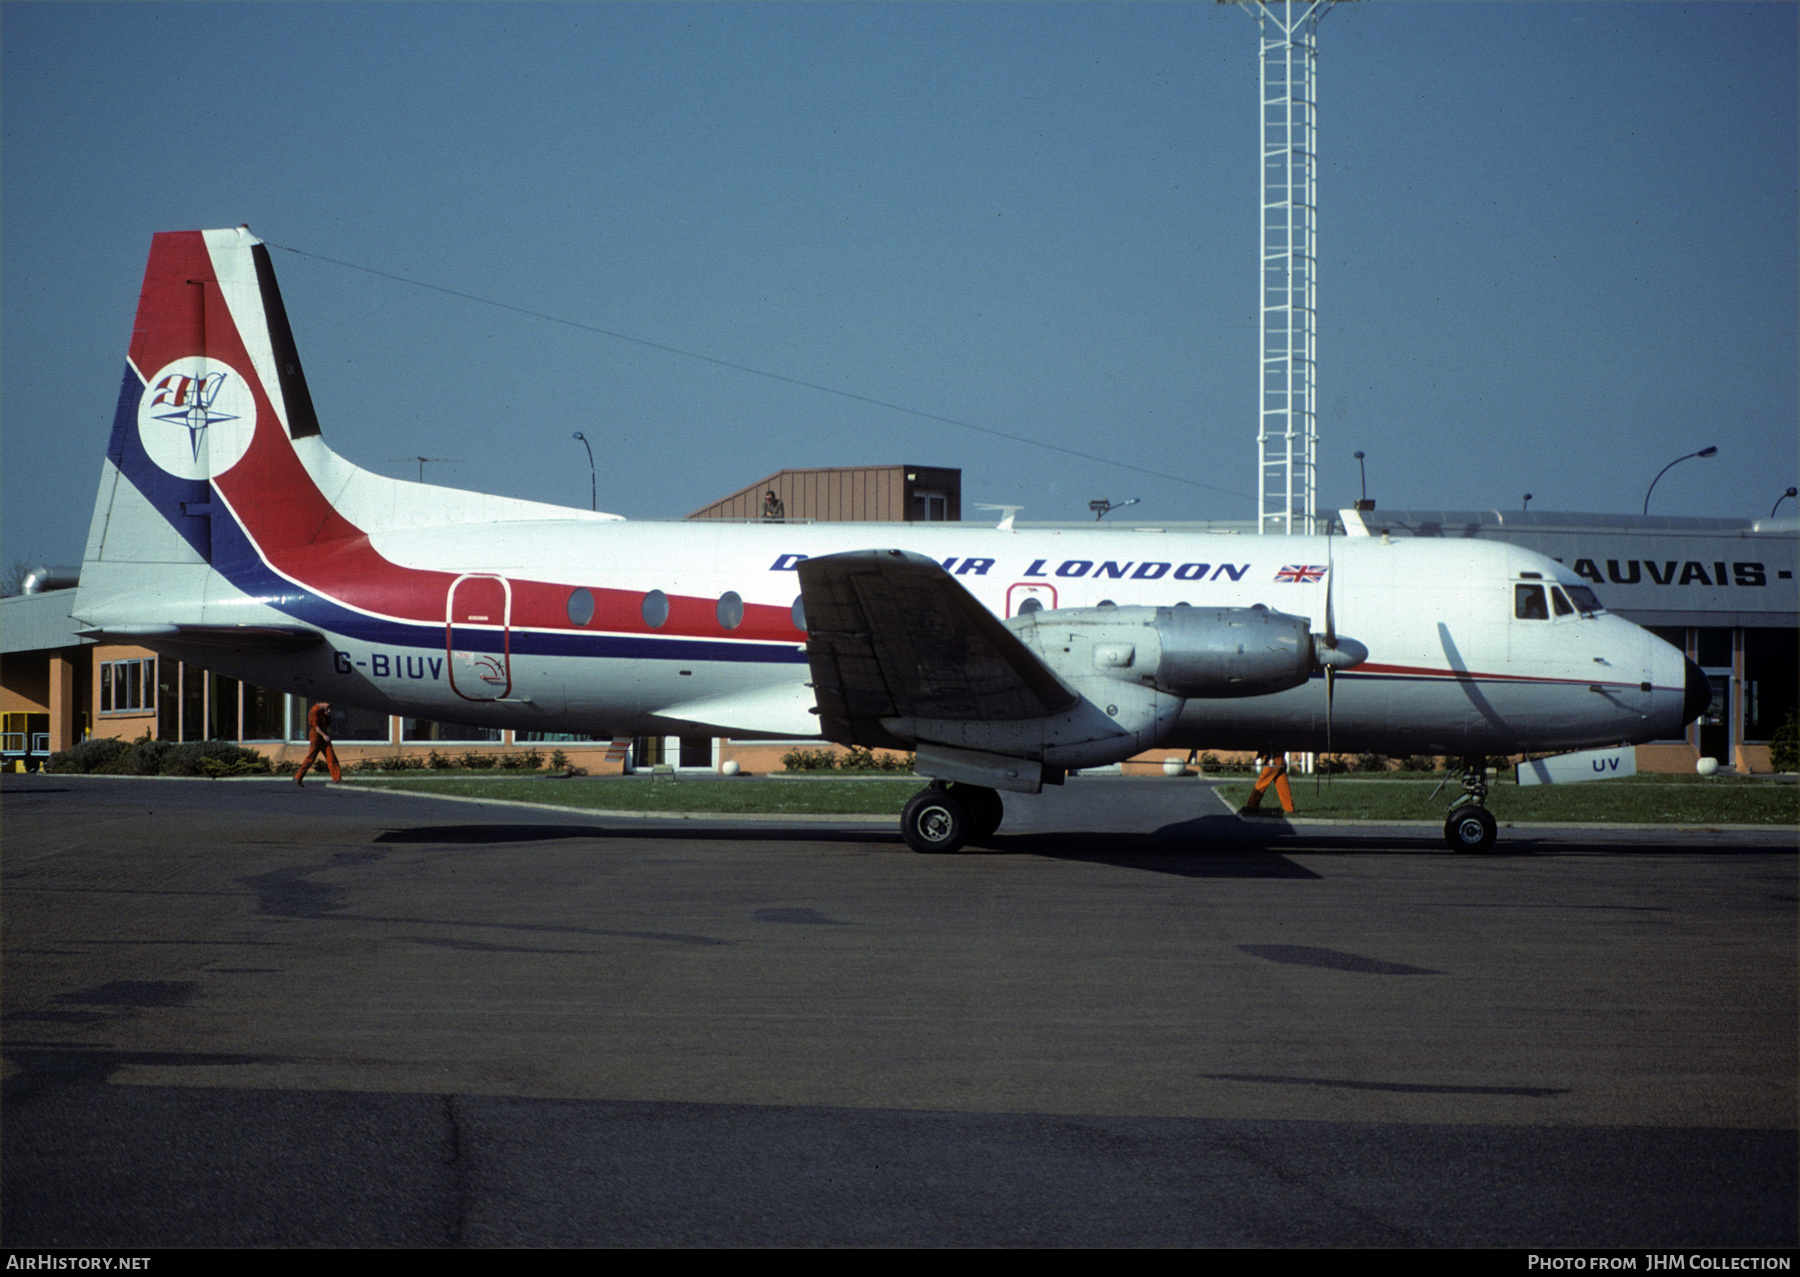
[796,549,1078,749]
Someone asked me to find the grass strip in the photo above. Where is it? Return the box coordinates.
[349,775,914,815]
[1213,778,1800,825]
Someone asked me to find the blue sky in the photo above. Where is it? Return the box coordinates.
[4,2,1795,568]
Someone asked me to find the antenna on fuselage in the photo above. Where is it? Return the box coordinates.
[392,456,460,483]
[975,504,1025,531]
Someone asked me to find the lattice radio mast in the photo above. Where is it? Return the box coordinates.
[1231,1,1342,535]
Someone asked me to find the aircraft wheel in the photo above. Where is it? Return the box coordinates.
[950,783,1004,843]
[901,786,969,854]
[1443,806,1497,853]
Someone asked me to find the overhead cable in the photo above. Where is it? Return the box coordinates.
[266,240,1252,502]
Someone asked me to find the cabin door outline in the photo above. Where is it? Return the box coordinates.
[447,573,513,701]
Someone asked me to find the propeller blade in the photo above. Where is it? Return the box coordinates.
[1324,663,1335,787]
[1324,519,1336,649]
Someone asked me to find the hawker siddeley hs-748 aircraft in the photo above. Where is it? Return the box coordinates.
[74,228,1708,853]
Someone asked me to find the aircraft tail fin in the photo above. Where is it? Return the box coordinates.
[77,228,618,631]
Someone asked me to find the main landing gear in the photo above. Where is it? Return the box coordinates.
[900,781,1004,854]
[1443,755,1498,853]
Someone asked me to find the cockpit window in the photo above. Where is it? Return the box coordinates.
[1514,584,1549,620]
[1563,584,1604,615]
[1550,587,1574,617]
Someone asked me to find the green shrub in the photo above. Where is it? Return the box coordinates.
[1352,751,1389,773]
[200,756,272,778]
[1771,713,1799,773]
[780,747,839,772]
[462,751,495,770]
[549,749,569,772]
[520,748,544,771]
[1399,754,1441,772]
[46,736,269,777]
[355,754,421,773]
[428,750,453,770]
[45,737,129,773]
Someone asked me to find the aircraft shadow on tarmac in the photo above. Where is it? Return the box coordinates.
[361,816,1788,875]
[368,817,1327,879]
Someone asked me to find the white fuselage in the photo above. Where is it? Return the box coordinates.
[139,516,1694,759]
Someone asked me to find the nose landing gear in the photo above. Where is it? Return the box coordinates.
[1443,756,1498,852]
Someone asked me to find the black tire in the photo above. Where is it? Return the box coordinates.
[950,783,1004,843]
[1444,805,1497,853]
[901,786,969,854]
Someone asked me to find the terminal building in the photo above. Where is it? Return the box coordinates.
[4,465,1794,775]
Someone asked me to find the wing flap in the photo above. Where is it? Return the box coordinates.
[797,550,1075,747]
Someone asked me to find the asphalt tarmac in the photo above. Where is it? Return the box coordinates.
[3,774,1794,1247]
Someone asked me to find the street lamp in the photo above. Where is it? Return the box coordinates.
[1642,446,1717,515]
[571,432,595,512]
[1522,493,1533,511]
[1352,451,1373,512]
[1773,486,1798,518]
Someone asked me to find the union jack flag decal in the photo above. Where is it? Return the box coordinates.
[1275,564,1327,584]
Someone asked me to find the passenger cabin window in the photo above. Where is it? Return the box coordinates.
[1514,584,1549,620]
[1550,587,1574,617]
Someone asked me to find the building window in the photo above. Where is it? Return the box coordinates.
[678,736,714,768]
[316,703,393,741]
[1695,627,1732,669]
[911,490,948,521]
[181,663,204,741]
[157,663,179,740]
[99,658,156,714]
[402,718,501,742]
[243,685,288,742]
[1744,628,1798,743]
[515,731,599,742]
[207,673,240,740]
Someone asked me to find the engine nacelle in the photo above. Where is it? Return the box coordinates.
[893,603,1353,793]
[1007,603,1320,700]
[1149,604,1318,698]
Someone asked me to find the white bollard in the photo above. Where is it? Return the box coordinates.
[1695,757,1719,777]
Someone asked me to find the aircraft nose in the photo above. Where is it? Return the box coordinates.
[1683,659,1711,726]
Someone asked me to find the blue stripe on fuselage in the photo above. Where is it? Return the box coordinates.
[205,495,807,665]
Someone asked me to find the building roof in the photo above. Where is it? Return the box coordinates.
[1,590,88,655]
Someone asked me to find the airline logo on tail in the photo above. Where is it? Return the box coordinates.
[136,356,257,480]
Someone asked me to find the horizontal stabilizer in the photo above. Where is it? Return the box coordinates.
[797,549,1076,748]
[77,623,324,653]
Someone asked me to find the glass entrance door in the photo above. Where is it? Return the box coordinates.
[1698,671,1731,765]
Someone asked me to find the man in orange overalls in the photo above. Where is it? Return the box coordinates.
[294,700,341,785]
[1241,750,1294,814]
